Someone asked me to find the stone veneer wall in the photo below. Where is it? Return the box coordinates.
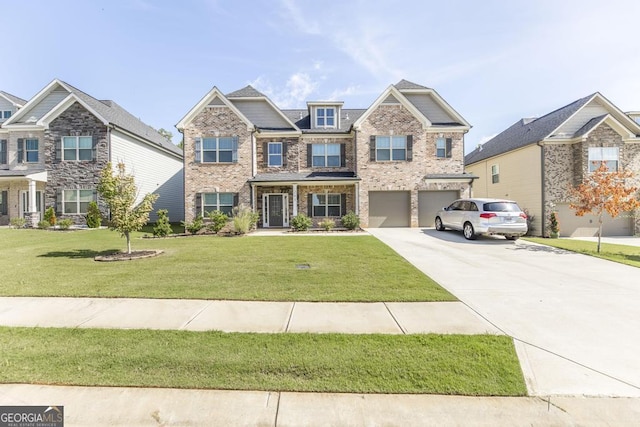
[45,102,109,224]
[183,106,253,222]
[356,103,468,227]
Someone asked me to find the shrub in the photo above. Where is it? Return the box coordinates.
[523,209,535,236]
[290,213,312,232]
[37,220,50,230]
[85,201,102,228]
[319,217,335,231]
[153,209,173,237]
[341,211,360,230]
[232,205,259,235]
[43,207,56,227]
[549,212,559,236]
[9,217,26,229]
[181,214,205,235]
[207,210,229,234]
[58,218,74,230]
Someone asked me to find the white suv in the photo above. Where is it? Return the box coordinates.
[435,198,528,240]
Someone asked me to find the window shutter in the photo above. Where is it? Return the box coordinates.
[0,140,6,164]
[56,190,62,215]
[340,143,346,167]
[446,138,452,158]
[307,194,313,217]
[341,193,346,216]
[92,189,98,201]
[17,138,24,163]
[263,142,269,166]
[194,138,202,163]
[92,135,98,162]
[195,193,202,216]
[306,144,312,167]
[282,142,288,168]
[1,191,7,215]
[232,136,239,163]
[55,139,62,162]
[233,193,239,207]
[406,135,413,161]
[369,136,376,161]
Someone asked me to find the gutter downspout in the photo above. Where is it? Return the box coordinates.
[353,127,359,215]
[538,141,546,237]
[250,127,257,213]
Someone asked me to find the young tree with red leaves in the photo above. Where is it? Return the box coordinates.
[570,163,640,253]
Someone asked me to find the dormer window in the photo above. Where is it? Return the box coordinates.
[316,107,335,128]
[1,110,11,119]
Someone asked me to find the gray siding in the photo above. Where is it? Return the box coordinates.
[404,94,454,123]
[231,99,291,128]
[15,89,69,124]
[553,102,608,137]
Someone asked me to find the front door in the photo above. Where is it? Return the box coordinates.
[20,190,43,221]
[263,193,289,227]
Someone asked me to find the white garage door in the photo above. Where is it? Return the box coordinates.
[368,191,410,227]
[418,191,459,227]
[556,204,632,237]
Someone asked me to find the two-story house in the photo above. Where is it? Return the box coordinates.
[465,92,640,237]
[177,80,472,229]
[0,79,184,227]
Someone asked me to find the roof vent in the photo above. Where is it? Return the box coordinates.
[26,116,37,123]
[299,112,303,119]
[345,112,349,120]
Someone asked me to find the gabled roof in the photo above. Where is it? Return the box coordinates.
[4,79,181,156]
[465,92,640,165]
[394,79,432,91]
[0,91,27,107]
[226,85,267,98]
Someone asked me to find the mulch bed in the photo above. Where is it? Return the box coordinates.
[94,250,163,262]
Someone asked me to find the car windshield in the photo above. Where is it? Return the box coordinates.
[483,202,521,212]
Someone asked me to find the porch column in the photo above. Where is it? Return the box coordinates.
[354,182,359,215]
[27,179,38,227]
[292,184,298,217]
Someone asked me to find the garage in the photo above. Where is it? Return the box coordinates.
[368,191,410,227]
[556,204,633,237]
[418,190,459,227]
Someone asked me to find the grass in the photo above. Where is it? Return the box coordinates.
[0,327,526,396]
[524,237,640,268]
[0,228,453,302]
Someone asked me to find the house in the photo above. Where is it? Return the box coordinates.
[0,79,183,227]
[177,79,473,228]
[464,93,640,237]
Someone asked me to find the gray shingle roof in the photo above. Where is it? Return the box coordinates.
[574,114,608,138]
[250,171,359,183]
[395,79,432,91]
[465,93,596,165]
[61,81,182,156]
[0,91,27,106]
[226,85,266,98]
[425,173,478,180]
[282,109,366,133]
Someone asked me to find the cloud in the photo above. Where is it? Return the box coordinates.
[250,73,319,108]
[279,0,321,34]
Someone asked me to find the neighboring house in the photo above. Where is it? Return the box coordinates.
[0,79,183,227]
[177,79,473,228]
[465,93,640,237]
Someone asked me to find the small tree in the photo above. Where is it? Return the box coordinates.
[85,201,102,228]
[569,163,640,252]
[44,207,56,228]
[97,162,158,254]
[153,209,173,237]
[548,212,559,238]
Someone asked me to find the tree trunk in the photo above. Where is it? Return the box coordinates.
[597,214,603,253]
[125,231,131,254]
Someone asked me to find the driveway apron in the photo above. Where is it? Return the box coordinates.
[367,227,640,397]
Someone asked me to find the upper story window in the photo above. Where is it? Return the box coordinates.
[0,140,6,165]
[491,164,499,184]
[316,107,335,128]
[62,136,93,161]
[1,111,11,119]
[195,136,238,163]
[372,135,412,161]
[312,143,341,167]
[268,142,282,167]
[436,137,452,158]
[18,138,39,163]
[588,147,618,172]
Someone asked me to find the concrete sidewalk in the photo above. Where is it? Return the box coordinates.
[0,297,500,335]
[1,384,638,426]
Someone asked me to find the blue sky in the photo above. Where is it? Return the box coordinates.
[3,0,639,153]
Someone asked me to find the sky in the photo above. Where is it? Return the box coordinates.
[3,0,640,154]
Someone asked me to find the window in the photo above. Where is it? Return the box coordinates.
[316,107,335,128]
[491,164,499,184]
[0,140,6,164]
[63,136,93,161]
[1,111,11,119]
[0,190,7,215]
[312,193,341,217]
[202,192,234,216]
[312,143,340,167]
[195,136,238,163]
[376,136,407,161]
[436,137,452,158]
[268,142,282,167]
[19,138,39,163]
[588,147,618,172]
[62,189,94,214]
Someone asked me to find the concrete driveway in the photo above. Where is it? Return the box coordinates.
[368,228,640,397]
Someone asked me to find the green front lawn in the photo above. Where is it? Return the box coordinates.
[0,327,526,396]
[0,229,453,302]
[525,238,640,268]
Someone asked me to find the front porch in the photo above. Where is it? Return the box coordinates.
[0,170,48,227]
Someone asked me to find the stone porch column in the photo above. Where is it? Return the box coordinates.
[27,179,39,227]
[292,184,298,217]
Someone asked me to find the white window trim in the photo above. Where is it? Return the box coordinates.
[267,142,283,167]
[312,143,341,167]
[25,138,39,163]
[262,193,289,227]
[315,107,337,129]
[1,110,11,119]
[197,136,238,163]
[62,135,92,161]
[491,164,499,184]
[62,189,94,215]
[202,192,234,216]
[312,193,342,217]
[376,135,407,161]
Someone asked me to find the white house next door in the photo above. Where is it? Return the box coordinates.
[263,193,289,228]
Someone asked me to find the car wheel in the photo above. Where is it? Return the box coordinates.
[435,217,445,231]
[505,235,519,241]
[463,222,476,240]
